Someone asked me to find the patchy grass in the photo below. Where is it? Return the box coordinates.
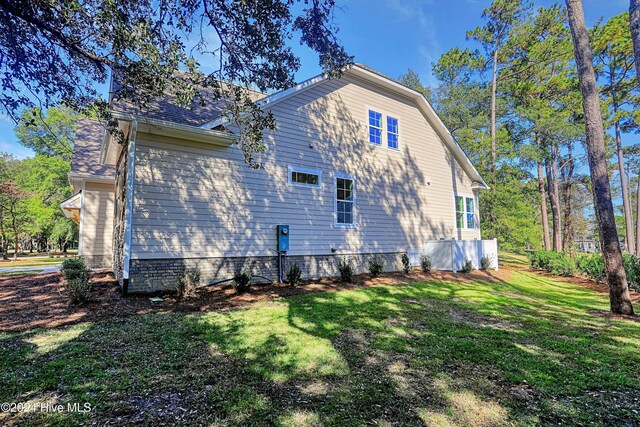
[0,270,47,277]
[0,257,65,268]
[1,269,640,425]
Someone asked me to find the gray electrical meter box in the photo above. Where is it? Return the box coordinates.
[277,225,289,252]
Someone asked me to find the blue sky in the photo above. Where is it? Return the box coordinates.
[0,0,628,159]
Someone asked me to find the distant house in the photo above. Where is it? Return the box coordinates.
[62,64,489,293]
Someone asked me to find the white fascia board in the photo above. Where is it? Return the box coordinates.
[111,113,237,145]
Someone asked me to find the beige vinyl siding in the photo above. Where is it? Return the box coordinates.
[130,75,482,259]
[81,181,114,261]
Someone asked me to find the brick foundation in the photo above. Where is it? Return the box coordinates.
[82,254,112,269]
[127,252,404,294]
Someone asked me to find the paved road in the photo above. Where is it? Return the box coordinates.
[0,264,61,274]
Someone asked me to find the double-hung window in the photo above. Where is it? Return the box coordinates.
[387,116,399,149]
[368,110,382,145]
[335,174,355,227]
[368,109,399,150]
[455,195,475,229]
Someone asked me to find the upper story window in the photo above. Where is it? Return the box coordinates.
[387,116,399,149]
[368,109,399,150]
[368,110,382,145]
[335,174,355,227]
[455,195,475,229]
[288,166,321,188]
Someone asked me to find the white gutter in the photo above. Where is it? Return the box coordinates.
[122,118,138,281]
[111,112,237,146]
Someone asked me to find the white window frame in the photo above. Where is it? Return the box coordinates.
[367,109,383,146]
[288,166,322,188]
[386,115,399,150]
[455,194,476,230]
[334,172,356,228]
[366,106,401,152]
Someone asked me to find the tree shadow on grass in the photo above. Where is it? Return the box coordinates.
[2,277,640,426]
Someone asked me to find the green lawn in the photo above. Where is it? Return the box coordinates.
[0,257,67,268]
[2,269,639,426]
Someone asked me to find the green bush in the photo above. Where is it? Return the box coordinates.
[460,259,473,273]
[61,258,90,304]
[528,250,552,270]
[576,254,605,282]
[61,258,89,282]
[530,249,640,289]
[549,255,574,276]
[420,254,432,272]
[623,254,640,292]
[286,263,302,287]
[337,258,354,283]
[401,253,411,274]
[368,256,384,277]
[178,268,200,299]
[528,250,574,276]
[480,255,493,271]
[233,268,252,294]
[66,278,91,304]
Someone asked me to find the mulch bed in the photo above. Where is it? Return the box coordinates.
[0,268,510,333]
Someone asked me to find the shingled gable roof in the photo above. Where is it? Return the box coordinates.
[70,118,114,178]
[109,78,267,127]
[71,77,265,180]
[198,63,489,190]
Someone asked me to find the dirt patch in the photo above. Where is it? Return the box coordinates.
[448,307,520,332]
[0,268,511,333]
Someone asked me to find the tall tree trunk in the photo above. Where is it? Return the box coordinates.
[567,0,634,315]
[563,143,575,251]
[615,120,635,253]
[490,47,498,182]
[631,0,640,84]
[546,153,562,252]
[0,235,6,261]
[13,229,18,261]
[536,135,552,250]
[636,176,640,255]
[538,161,552,250]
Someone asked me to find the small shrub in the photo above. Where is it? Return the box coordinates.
[549,255,574,276]
[178,268,200,299]
[286,263,302,287]
[368,256,385,277]
[61,258,90,304]
[233,268,252,294]
[460,259,473,273]
[61,258,89,282]
[623,254,640,292]
[337,258,354,283]
[66,278,91,304]
[480,255,494,271]
[420,254,432,272]
[401,253,411,274]
[576,254,605,282]
[528,250,552,270]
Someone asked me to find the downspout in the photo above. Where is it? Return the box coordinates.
[121,119,138,296]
